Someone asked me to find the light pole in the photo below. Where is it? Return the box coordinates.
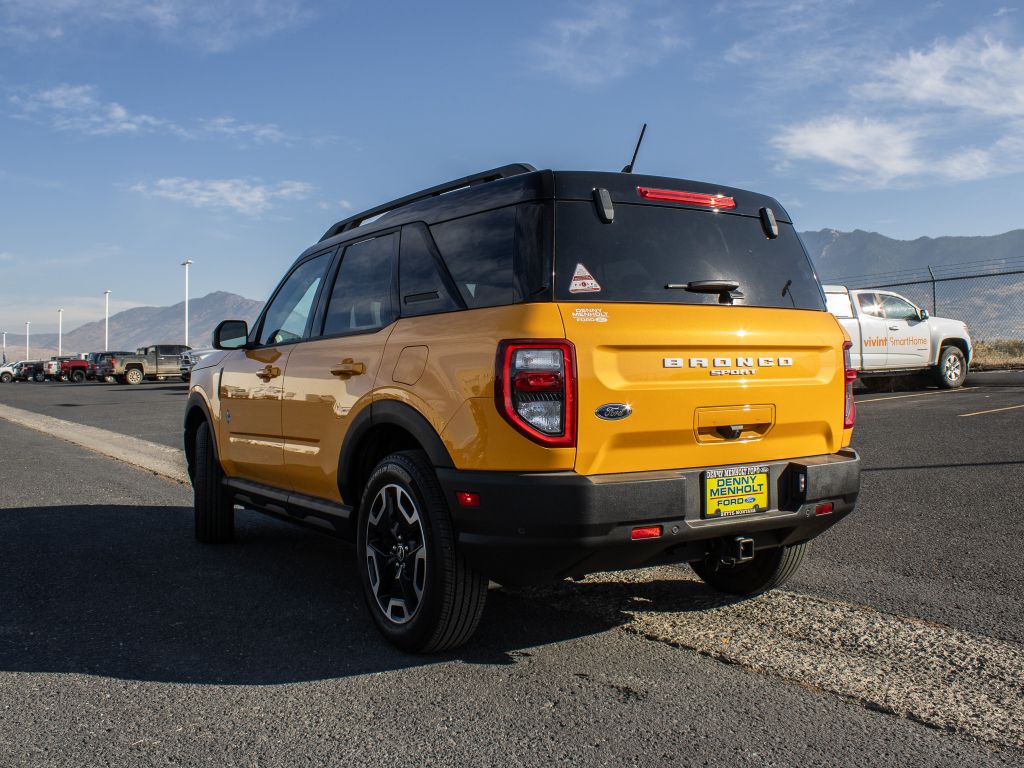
[104,289,111,351]
[25,321,30,360]
[181,260,193,347]
[58,308,63,357]
[2,331,6,365]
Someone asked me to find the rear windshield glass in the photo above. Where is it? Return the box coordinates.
[554,202,825,310]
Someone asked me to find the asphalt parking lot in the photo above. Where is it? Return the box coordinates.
[1,372,1023,766]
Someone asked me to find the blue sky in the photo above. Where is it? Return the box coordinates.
[1,0,1023,336]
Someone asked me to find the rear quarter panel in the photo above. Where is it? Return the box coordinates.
[378,303,576,471]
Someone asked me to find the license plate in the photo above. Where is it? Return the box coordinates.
[702,465,770,519]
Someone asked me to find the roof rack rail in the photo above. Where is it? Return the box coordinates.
[319,163,537,242]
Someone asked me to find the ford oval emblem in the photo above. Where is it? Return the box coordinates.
[595,403,632,421]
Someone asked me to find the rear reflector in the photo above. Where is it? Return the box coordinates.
[814,502,834,516]
[637,187,736,209]
[456,491,480,508]
[631,525,663,540]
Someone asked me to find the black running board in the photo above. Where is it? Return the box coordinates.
[223,477,354,538]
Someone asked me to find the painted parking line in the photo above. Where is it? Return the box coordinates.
[0,403,188,483]
[856,387,978,404]
[959,403,1024,418]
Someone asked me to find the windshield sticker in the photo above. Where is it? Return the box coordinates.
[569,263,602,293]
[571,307,609,323]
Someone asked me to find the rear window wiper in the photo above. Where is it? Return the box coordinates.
[666,280,744,304]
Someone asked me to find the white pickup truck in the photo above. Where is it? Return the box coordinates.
[823,285,972,389]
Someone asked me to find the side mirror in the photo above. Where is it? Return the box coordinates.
[918,308,929,321]
[213,320,250,350]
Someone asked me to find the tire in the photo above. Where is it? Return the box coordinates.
[193,422,234,544]
[357,450,487,653]
[691,542,807,596]
[71,370,85,383]
[935,346,967,389]
[0,372,11,384]
[125,367,144,385]
[33,371,44,382]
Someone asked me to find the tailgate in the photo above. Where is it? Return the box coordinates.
[561,303,846,475]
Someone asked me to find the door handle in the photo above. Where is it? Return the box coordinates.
[255,365,281,382]
[330,359,366,378]
[888,325,900,331]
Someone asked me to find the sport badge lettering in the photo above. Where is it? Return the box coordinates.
[568,263,601,293]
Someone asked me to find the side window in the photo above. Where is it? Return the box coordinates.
[880,294,919,321]
[825,291,853,318]
[258,252,331,346]
[857,292,884,318]
[399,224,460,317]
[322,233,398,336]
[430,207,516,309]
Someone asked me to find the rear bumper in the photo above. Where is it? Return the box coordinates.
[437,449,860,585]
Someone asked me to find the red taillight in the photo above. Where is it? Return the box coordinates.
[814,502,834,516]
[455,491,480,508]
[637,187,736,209]
[843,341,856,429]
[495,340,577,448]
[631,525,663,540]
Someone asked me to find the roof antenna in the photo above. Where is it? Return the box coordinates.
[621,123,647,173]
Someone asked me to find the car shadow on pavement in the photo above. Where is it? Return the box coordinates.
[0,505,624,684]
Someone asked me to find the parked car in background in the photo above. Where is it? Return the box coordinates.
[99,344,191,384]
[179,348,216,383]
[823,285,972,389]
[0,359,29,383]
[85,352,105,380]
[15,361,45,382]
[58,357,90,383]
[94,351,134,383]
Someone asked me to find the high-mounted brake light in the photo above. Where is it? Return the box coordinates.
[495,340,577,448]
[843,341,857,429]
[637,187,736,209]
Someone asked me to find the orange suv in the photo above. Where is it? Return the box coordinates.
[184,164,860,652]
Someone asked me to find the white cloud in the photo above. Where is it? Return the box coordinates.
[531,1,686,86]
[131,177,314,216]
[0,251,16,262]
[11,84,176,136]
[0,0,311,53]
[772,31,1024,187]
[10,83,307,144]
[858,33,1024,118]
[198,116,288,144]
[772,117,925,187]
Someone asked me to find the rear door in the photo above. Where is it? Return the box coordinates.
[552,200,846,476]
[281,235,398,502]
[218,251,332,489]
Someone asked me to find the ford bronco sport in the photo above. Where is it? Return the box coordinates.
[184,164,861,652]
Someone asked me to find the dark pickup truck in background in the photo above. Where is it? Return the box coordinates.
[97,344,190,384]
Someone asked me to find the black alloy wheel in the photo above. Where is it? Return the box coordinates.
[365,483,428,625]
[357,451,487,653]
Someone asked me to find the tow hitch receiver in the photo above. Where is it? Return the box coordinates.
[721,536,755,565]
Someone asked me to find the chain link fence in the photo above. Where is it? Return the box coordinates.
[825,257,1024,342]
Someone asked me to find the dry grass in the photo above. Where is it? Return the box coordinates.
[971,339,1024,369]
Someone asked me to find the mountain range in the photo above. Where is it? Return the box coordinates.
[800,228,1024,283]
[23,291,264,358]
